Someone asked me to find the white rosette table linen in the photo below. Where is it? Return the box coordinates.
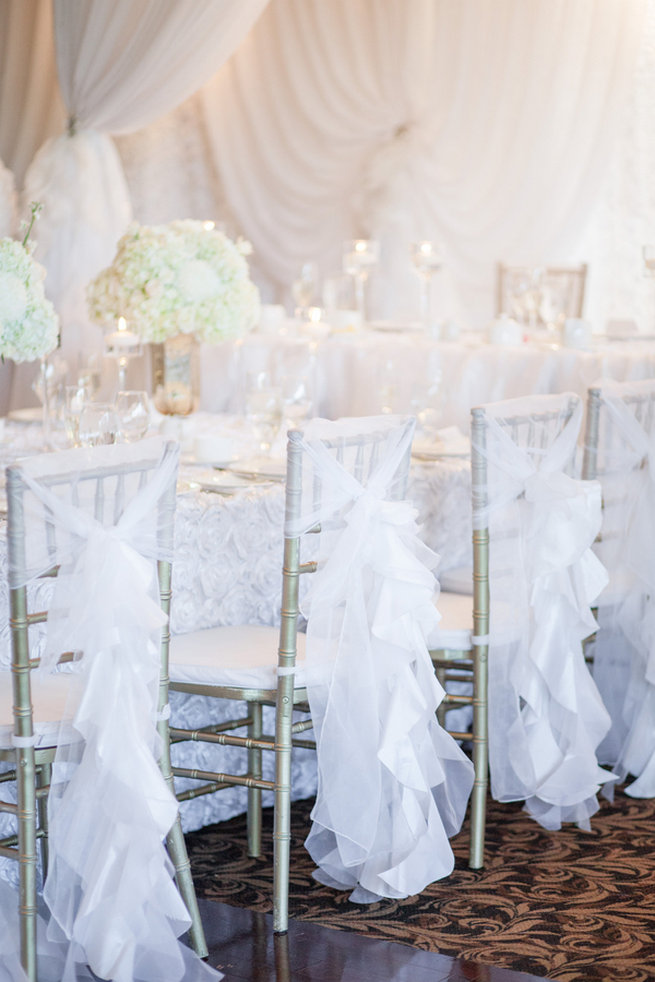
[589,382,655,798]
[4,438,219,982]
[288,416,474,903]
[479,395,615,830]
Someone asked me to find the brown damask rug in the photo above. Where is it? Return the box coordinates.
[185,789,655,982]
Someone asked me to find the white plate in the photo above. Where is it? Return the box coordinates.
[226,456,287,481]
[370,320,424,334]
[178,470,275,494]
[412,435,470,461]
[412,448,470,462]
[7,407,42,423]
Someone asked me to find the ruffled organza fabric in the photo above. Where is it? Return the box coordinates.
[476,394,616,830]
[288,415,474,903]
[586,380,655,797]
[1,438,220,981]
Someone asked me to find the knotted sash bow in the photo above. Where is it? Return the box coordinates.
[598,390,655,795]
[293,426,474,903]
[16,444,216,982]
[478,405,614,829]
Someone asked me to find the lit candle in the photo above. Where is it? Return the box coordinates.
[105,317,142,354]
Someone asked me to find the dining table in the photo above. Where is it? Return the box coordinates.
[0,410,472,838]
[196,324,655,431]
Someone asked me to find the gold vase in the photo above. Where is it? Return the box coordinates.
[151,333,199,415]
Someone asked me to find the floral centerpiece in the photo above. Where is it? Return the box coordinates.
[0,205,59,364]
[87,220,260,414]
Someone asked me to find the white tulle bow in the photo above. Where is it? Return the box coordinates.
[598,392,655,796]
[9,443,220,982]
[479,408,615,831]
[295,422,474,903]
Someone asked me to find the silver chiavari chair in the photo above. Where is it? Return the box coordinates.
[429,392,600,866]
[0,439,207,980]
[581,379,655,791]
[168,416,416,933]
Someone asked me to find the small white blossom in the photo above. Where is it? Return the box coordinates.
[87,220,260,345]
[0,238,59,363]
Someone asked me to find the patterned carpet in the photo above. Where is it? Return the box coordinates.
[186,789,655,982]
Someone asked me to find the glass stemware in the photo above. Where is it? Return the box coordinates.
[291,262,319,321]
[410,241,443,333]
[342,239,379,325]
[63,383,93,447]
[78,402,120,447]
[244,371,283,453]
[115,390,150,443]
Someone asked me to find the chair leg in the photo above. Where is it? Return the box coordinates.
[166,815,209,959]
[469,646,488,869]
[18,746,38,982]
[273,676,294,933]
[247,701,263,857]
[159,723,208,959]
[36,762,51,877]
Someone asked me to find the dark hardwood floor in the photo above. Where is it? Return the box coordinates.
[198,899,549,982]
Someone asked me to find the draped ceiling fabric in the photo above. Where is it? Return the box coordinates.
[0,0,66,188]
[17,0,268,379]
[200,0,646,328]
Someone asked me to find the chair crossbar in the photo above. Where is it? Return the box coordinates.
[173,766,275,793]
[169,716,252,740]
[170,728,276,752]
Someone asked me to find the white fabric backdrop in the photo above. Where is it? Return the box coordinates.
[0,0,652,411]
[6,0,268,409]
[201,0,646,328]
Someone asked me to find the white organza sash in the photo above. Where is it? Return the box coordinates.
[593,386,655,797]
[288,417,474,903]
[5,440,219,982]
[477,397,616,830]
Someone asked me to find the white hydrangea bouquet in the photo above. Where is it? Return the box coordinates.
[0,204,59,363]
[87,219,260,343]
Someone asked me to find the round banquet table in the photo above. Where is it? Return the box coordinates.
[198,328,655,431]
[0,414,471,838]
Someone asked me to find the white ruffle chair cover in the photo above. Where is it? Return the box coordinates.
[2,438,219,982]
[587,380,655,797]
[287,416,474,903]
[475,394,615,830]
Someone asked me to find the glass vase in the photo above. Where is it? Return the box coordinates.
[151,334,199,416]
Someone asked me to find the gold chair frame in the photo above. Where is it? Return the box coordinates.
[169,420,412,934]
[430,396,579,869]
[0,448,207,980]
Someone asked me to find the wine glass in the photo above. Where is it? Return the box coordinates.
[279,374,313,429]
[115,390,150,443]
[244,372,283,453]
[63,383,93,447]
[291,262,319,320]
[410,241,443,332]
[78,402,120,447]
[342,239,380,325]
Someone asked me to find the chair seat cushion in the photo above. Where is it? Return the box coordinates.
[0,672,77,750]
[429,591,474,650]
[170,625,307,690]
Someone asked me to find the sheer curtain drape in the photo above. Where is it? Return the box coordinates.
[0,0,65,188]
[20,0,268,374]
[201,0,645,326]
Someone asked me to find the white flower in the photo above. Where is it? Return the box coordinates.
[0,237,59,363]
[87,220,260,345]
[0,272,27,323]
[177,259,221,303]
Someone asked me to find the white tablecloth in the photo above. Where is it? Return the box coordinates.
[199,330,655,430]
